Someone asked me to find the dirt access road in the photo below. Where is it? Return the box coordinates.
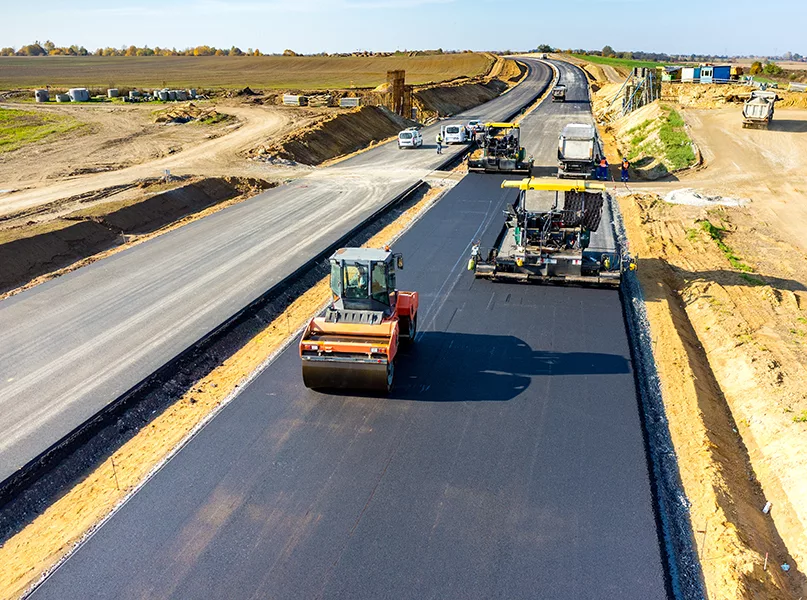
[631,107,807,253]
[0,102,312,219]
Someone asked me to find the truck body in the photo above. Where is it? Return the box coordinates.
[557,123,600,179]
[742,90,777,129]
[552,85,567,102]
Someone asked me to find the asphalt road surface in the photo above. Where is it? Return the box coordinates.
[0,61,552,485]
[30,62,669,599]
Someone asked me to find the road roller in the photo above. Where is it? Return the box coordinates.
[299,247,418,393]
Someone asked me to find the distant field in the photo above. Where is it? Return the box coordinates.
[0,54,494,91]
[569,54,676,70]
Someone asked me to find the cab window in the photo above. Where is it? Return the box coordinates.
[371,262,389,304]
[343,263,369,299]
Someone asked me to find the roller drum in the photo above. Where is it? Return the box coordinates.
[302,359,393,393]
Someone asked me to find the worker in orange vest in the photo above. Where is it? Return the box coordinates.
[621,157,630,182]
[597,157,608,181]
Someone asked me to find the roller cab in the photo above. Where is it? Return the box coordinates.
[300,247,418,393]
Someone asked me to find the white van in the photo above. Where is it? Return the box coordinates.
[398,127,423,149]
[441,124,467,144]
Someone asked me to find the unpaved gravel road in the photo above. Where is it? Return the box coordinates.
[629,107,807,254]
[0,103,312,219]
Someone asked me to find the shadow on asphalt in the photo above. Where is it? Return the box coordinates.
[767,119,807,133]
[389,331,630,402]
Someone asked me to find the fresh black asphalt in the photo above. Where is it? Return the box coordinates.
[30,61,669,599]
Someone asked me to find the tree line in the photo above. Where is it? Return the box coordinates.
[1,41,266,57]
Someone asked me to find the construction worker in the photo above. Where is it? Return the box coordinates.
[621,157,630,182]
[597,157,608,181]
[436,133,443,155]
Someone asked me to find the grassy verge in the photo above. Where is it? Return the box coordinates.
[568,53,673,70]
[658,107,695,170]
[0,108,82,153]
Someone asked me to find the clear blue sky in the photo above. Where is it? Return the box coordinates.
[1,0,803,56]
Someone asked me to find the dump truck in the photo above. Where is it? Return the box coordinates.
[468,123,533,174]
[552,85,567,102]
[557,123,601,179]
[299,247,418,393]
[468,178,635,287]
[742,90,777,129]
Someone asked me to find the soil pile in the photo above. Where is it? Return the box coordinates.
[414,79,508,118]
[154,103,227,124]
[0,177,272,294]
[662,83,807,110]
[253,106,414,166]
[77,177,270,234]
[0,221,119,293]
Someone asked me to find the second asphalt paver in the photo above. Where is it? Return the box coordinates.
[31,62,668,600]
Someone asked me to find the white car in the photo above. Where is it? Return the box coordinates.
[441,124,467,144]
[467,120,484,133]
[398,128,423,149]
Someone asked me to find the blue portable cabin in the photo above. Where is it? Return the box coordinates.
[701,65,731,84]
[712,65,731,83]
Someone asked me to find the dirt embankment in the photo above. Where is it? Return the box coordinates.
[620,193,807,599]
[414,79,508,118]
[0,176,272,294]
[250,106,415,166]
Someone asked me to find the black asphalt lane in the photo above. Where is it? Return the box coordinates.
[31,170,668,600]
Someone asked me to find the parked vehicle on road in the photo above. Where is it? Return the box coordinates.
[397,127,423,149]
[441,124,468,144]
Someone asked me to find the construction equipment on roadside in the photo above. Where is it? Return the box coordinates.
[742,90,777,129]
[557,123,602,179]
[552,85,567,102]
[468,178,635,287]
[468,123,533,174]
[299,247,418,393]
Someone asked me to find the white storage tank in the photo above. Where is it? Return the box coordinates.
[68,88,90,102]
[34,89,49,102]
[175,90,188,101]
[167,90,177,101]
[129,90,141,100]
[107,88,119,98]
[158,90,169,101]
[55,93,70,102]
[188,89,197,99]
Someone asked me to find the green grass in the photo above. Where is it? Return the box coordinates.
[739,273,765,286]
[0,54,493,90]
[568,54,673,71]
[793,410,807,423]
[698,220,754,272]
[658,108,695,170]
[0,107,82,153]
[197,112,233,125]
